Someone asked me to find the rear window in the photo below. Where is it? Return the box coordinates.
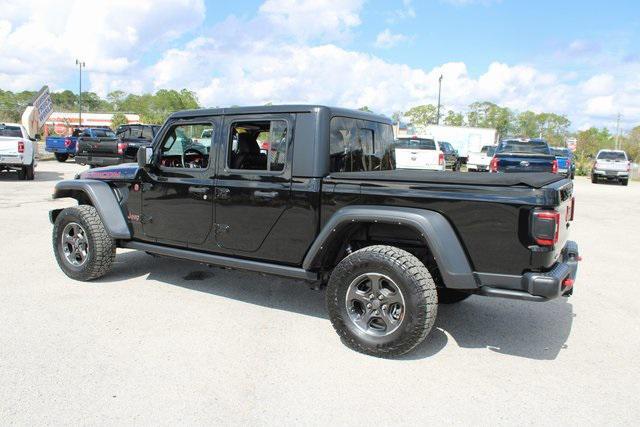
[480,145,493,153]
[93,129,115,138]
[497,139,550,155]
[0,126,22,138]
[597,151,626,161]
[395,138,436,150]
[330,117,395,172]
[551,148,570,157]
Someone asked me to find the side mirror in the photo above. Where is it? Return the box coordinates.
[137,146,153,168]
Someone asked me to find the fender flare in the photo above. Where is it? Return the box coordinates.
[302,205,477,289]
[51,179,131,239]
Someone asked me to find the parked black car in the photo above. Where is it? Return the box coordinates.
[75,124,160,167]
[439,141,460,171]
[50,105,579,357]
[490,138,558,173]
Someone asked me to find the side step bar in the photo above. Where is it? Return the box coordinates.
[120,241,319,281]
[478,287,547,302]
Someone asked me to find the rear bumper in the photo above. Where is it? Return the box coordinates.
[75,155,122,166]
[593,169,628,178]
[0,154,29,166]
[475,241,580,301]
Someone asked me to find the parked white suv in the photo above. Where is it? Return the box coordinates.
[591,149,630,186]
[0,123,37,180]
[394,136,445,171]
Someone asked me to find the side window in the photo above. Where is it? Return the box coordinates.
[330,117,394,172]
[227,120,287,172]
[141,126,154,140]
[158,123,212,169]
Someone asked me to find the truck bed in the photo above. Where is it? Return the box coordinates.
[329,170,565,188]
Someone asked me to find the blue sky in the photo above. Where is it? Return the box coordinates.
[1,0,639,131]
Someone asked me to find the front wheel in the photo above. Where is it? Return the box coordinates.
[326,245,437,357]
[54,153,69,162]
[53,206,115,281]
[591,174,598,184]
[621,179,628,186]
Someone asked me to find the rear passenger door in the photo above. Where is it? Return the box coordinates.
[214,115,292,253]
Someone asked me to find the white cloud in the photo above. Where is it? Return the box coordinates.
[0,0,205,90]
[374,29,409,49]
[440,0,502,6]
[581,74,615,96]
[258,0,364,42]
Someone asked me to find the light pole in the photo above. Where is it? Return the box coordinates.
[75,59,85,127]
[436,74,443,125]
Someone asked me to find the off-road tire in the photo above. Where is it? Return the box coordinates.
[326,245,437,357]
[55,153,69,162]
[437,288,471,304]
[53,205,115,281]
[591,174,597,184]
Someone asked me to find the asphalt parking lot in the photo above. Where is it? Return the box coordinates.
[1,161,639,425]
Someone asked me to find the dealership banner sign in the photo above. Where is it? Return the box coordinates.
[21,86,53,137]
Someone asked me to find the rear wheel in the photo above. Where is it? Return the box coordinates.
[591,174,598,184]
[54,153,69,162]
[53,206,115,281]
[621,179,628,186]
[326,245,437,357]
[23,164,35,180]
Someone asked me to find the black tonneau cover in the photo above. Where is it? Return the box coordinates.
[329,170,565,189]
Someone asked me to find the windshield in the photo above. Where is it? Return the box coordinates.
[551,148,570,157]
[497,139,550,155]
[597,151,626,161]
[0,126,22,138]
[396,138,436,150]
[480,145,493,153]
[487,146,496,156]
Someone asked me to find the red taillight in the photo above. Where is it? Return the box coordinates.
[117,142,128,155]
[532,210,560,247]
[562,277,574,287]
[18,141,24,153]
[569,196,575,221]
[626,162,631,172]
[489,156,499,172]
[64,138,72,148]
[552,159,558,174]
[438,151,444,166]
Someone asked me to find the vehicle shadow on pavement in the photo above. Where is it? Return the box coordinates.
[0,170,64,182]
[405,296,574,361]
[105,251,574,360]
[104,251,328,319]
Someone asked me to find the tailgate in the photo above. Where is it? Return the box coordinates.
[595,159,627,172]
[0,137,19,154]
[498,154,554,172]
[77,138,119,156]
[45,137,68,150]
[395,148,438,169]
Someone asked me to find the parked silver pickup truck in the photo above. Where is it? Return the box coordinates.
[591,149,630,186]
[0,123,37,180]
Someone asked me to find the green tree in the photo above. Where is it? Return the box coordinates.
[405,104,438,128]
[391,111,404,124]
[466,101,514,137]
[537,113,570,147]
[107,90,127,111]
[515,111,539,138]
[110,112,128,130]
[443,110,464,126]
[574,127,613,174]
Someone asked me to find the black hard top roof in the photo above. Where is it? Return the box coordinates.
[169,104,392,124]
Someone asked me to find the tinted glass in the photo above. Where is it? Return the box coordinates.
[0,126,22,137]
[395,138,436,150]
[597,151,626,161]
[330,117,394,172]
[480,145,493,153]
[551,148,570,157]
[141,126,155,140]
[93,129,115,138]
[487,147,496,156]
[497,139,550,155]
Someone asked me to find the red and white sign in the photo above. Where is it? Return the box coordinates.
[54,123,67,135]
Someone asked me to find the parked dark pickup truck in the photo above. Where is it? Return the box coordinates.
[490,138,558,173]
[49,105,579,357]
[75,124,160,167]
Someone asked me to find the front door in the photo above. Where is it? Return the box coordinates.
[141,118,219,245]
[214,115,292,253]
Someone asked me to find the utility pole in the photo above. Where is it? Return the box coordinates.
[436,74,443,125]
[75,59,85,128]
[615,112,621,150]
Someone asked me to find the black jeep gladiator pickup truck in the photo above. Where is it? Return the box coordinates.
[49,105,579,357]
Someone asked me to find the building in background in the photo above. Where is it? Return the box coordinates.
[43,112,141,136]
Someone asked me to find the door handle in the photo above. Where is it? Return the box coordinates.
[189,186,210,200]
[253,190,278,199]
[215,187,231,200]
